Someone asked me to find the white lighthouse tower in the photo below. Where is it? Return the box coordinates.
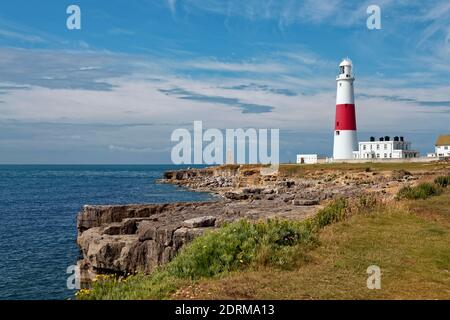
[333,58,358,160]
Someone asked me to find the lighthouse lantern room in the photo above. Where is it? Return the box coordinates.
[333,58,358,160]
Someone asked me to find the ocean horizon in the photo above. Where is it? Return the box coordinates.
[0,165,214,300]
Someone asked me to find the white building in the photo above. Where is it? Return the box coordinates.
[297,154,318,164]
[353,136,419,159]
[435,134,450,157]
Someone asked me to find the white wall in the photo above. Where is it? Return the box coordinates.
[297,154,318,164]
[435,145,450,157]
[333,130,358,159]
[336,79,355,104]
[355,141,419,159]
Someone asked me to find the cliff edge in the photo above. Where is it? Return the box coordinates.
[76,164,430,285]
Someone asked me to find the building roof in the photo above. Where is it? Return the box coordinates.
[435,134,450,146]
[339,58,352,67]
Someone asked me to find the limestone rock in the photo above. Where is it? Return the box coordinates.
[292,199,320,206]
[224,192,249,200]
[182,216,216,228]
[173,227,210,250]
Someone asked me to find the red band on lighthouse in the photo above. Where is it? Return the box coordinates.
[335,104,356,130]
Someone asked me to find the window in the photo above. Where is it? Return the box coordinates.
[363,145,366,150]
[390,153,392,158]
[336,131,340,136]
[445,146,449,150]
[384,144,387,150]
[377,144,380,150]
[376,153,380,158]
[340,66,344,74]
[384,153,387,158]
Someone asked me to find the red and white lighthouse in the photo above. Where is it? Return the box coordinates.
[333,58,358,160]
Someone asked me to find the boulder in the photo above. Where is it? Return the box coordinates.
[182,216,216,228]
[224,192,249,200]
[283,195,295,203]
[278,181,295,188]
[137,221,177,246]
[242,187,263,194]
[391,169,412,180]
[173,227,209,250]
[292,199,319,206]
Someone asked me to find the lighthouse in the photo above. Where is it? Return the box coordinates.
[333,58,358,160]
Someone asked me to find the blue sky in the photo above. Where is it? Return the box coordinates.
[0,0,449,164]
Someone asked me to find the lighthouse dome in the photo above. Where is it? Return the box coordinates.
[339,58,353,67]
[337,58,353,79]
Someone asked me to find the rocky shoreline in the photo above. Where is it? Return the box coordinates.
[76,164,423,285]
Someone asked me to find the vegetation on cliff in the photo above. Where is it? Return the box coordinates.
[396,174,450,200]
[396,182,442,200]
[77,173,450,300]
[77,195,379,300]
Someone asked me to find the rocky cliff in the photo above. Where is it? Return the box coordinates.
[76,164,422,284]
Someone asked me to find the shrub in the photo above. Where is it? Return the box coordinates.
[79,271,183,300]
[313,197,348,228]
[396,182,442,200]
[349,194,381,215]
[168,219,317,279]
[434,175,449,188]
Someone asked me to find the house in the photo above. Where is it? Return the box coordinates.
[353,136,419,159]
[435,134,450,157]
[296,154,318,164]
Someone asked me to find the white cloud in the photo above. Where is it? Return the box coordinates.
[185,59,289,74]
[0,29,45,43]
[1,69,448,135]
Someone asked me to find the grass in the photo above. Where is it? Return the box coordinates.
[396,174,450,200]
[434,174,450,188]
[75,272,186,300]
[396,183,442,200]
[279,162,450,177]
[78,189,450,300]
[174,191,450,300]
[167,219,318,279]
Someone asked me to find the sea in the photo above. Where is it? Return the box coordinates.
[0,165,214,300]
